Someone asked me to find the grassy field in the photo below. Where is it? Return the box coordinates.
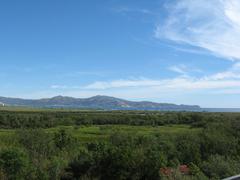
[0,124,200,146]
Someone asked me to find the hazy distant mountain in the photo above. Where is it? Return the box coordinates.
[0,95,201,111]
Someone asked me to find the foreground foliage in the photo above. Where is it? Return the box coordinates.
[0,110,240,179]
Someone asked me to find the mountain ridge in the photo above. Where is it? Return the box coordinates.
[0,95,201,111]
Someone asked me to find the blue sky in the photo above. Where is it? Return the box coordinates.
[1,0,240,108]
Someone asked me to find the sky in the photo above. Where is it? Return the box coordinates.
[1,0,240,108]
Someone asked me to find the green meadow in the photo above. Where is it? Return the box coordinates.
[0,124,198,146]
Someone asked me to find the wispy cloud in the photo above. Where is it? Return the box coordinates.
[204,62,240,80]
[155,0,240,60]
[168,64,188,74]
[168,64,202,75]
[113,7,154,15]
[51,85,85,90]
[60,71,108,78]
[51,85,72,89]
[84,78,165,90]
[49,62,240,95]
[84,76,240,91]
[83,63,240,92]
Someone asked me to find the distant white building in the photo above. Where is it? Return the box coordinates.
[0,102,5,107]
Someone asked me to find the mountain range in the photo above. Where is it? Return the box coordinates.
[0,95,201,111]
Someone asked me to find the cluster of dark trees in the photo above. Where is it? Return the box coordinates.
[0,110,240,179]
[1,110,240,128]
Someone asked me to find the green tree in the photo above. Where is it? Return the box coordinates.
[176,134,201,164]
[17,129,54,160]
[140,148,167,180]
[53,129,76,151]
[202,155,240,179]
[17,129,55,179]
[0,148,28,180]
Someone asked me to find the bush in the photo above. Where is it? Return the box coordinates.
[0,148,28,179]
[202,155,240,179]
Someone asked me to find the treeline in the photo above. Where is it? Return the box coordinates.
[1,110,240,128]
[0,118,240,179]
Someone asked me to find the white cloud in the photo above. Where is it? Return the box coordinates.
[168,64,188,74]
[51,85,68,89]
[155,0,240,60]
[113,7,154,15]
[61,71,106,78]
[214,89,240,95]
[51,85,81,89]
[84,76,240,91]
[48,63,240,96]
[84,78,165,90]
[84,66,240,91]
[204,62,240,80]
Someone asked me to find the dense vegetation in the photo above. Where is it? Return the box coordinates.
[0,109,240,179]
[1,109,239,128]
